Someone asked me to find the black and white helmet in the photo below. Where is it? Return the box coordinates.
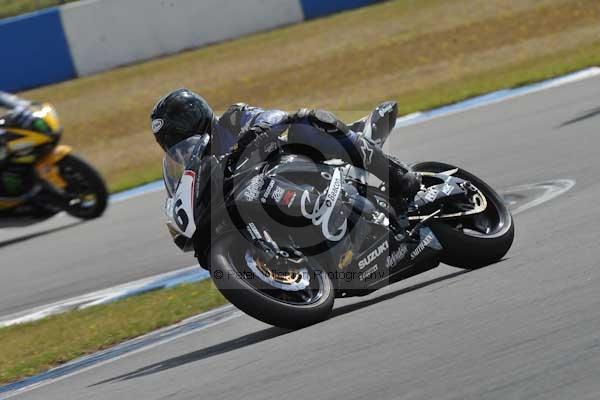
[151,88,214,151]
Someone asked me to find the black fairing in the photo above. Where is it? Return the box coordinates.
[209,153,442,293]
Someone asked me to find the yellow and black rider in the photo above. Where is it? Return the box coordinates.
[0,91,37,199]
[0,91,75,215]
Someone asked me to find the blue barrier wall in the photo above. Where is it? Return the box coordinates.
[0,8,75,92]
[300,0,380,19]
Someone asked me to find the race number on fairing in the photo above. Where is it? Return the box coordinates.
[168,170,196,238]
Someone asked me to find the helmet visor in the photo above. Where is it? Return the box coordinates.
[162,134,209,196]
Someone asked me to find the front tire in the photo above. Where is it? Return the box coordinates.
[412,162,515,269]
[58,154,108,220]
[208,232,335,329]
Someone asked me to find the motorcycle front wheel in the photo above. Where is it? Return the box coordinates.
[58,154,108,220]
[208,232,335,329]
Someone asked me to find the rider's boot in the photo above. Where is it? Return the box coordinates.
[365,142,421,207]
[295,108,421,214]
[350,101,399,145]
[299,108,421,209]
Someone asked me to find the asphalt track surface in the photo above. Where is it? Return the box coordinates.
[0,191,192,317]
[6,75,600,399]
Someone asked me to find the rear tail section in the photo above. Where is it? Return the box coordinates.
[351,101,398,146]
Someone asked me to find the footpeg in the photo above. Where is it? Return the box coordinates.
[409,209,442,237]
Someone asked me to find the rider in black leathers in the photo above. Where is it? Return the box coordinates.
[151,89,421,208]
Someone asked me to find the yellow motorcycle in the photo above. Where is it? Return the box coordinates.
[0,103,107,227]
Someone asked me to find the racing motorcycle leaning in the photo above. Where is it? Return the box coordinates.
[0,103,108,227]
[163,116,514,329]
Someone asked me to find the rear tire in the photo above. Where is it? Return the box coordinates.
[59,154,108,220]
[208,232,335,329]
[412,162,514,269]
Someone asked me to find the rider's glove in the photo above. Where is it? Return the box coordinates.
[231,121,277,158]
[291,109,350,136]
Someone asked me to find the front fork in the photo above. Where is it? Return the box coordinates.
[34,145,72,190]
[33,145,74,208]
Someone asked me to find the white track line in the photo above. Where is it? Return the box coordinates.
[503,180,576,215]
[1,306,241,399]
[0,265,207,328]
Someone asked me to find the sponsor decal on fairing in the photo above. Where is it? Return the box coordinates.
[359,265,378,281]
[424,188,439,203]
[442,183,454,196]
[243,175,264,202]
[272,186,285,203]
[300,168,348,242]
[411,232,434,260]
[358,241,389,270]
[386,244,408,269]
[337,250,353,270]
[282,190,297,208]
[246,223,262,240]
[261,179,275,203]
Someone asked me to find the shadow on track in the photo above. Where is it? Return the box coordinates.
[0,221,83,249]
[92,269,470,386]
[90,326,291,386]
[558,106,600,127]
[331,269,469,318]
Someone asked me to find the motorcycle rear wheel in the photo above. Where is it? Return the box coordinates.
[411,162,514,269]
[208,232,335,329]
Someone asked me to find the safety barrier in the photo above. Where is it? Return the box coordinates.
[0,8,75,91]
[0,0,380,91]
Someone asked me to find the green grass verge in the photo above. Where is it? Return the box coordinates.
[0,0,78,20]
[111,164,163,194]
[0,279,226,384]
[111,40,600,193]
[19,0,600,193]
[391,42,600,117]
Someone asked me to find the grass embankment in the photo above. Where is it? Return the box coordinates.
[0,280,226,384]
[0,0,79,20]
[20,0,600,192]
[2,0,600,385]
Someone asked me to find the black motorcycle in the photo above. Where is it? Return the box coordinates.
[163,118,514,329]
